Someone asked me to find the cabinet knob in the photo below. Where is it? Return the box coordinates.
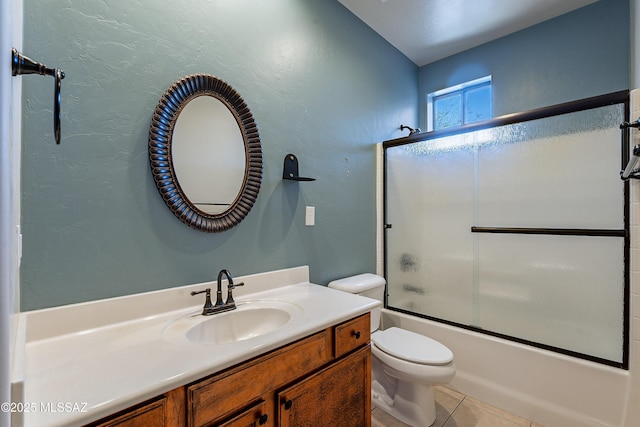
[284,399,293,410]
[353,331,361,339]
[258,413,268,425]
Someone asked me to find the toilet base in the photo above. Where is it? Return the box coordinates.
[371,370,437,427]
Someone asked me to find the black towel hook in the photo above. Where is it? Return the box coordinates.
[11,48,65,144]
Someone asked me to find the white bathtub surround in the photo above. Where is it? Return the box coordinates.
[381,309,629,427]
[14,266,380,427]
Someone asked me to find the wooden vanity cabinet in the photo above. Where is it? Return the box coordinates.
[85,313,370,427]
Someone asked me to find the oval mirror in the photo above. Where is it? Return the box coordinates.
[149,74,262,232]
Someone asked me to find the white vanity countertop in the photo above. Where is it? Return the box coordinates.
[17,266,380,427]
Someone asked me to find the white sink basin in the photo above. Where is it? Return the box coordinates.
[164,300,302,345]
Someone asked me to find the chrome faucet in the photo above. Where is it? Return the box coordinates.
[218,269,244,310]
[191,269,244,315]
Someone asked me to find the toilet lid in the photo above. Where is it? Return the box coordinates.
[372,327,453,365]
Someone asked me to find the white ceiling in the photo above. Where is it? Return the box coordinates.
[337,0,599,66]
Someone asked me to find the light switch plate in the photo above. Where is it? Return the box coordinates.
[305,206,315,226]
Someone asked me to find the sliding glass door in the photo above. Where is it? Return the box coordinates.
[384,93,628,367]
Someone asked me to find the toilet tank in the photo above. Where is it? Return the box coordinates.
[327,273,386,333]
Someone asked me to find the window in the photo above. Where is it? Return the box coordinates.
[427,76,492,131]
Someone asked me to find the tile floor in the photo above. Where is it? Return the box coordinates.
[371,386,544,427]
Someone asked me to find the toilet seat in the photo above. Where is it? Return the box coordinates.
[372,327,453,365]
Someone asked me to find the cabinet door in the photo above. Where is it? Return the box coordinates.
[278,346,371,427]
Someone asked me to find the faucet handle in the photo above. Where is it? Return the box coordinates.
[191,288,215,315]
[229,281,245,289]
[226,281,244,305]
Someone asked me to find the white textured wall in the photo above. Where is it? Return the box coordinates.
[1,0,23,424]
[0,13,11,427]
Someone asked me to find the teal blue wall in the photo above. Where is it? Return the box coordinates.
[21,1,418,310]
[419,0,630,128]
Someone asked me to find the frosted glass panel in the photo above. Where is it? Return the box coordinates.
[477,106,624,228]
[384,101,626,365]
[478,234,624,362]
[386,145,474,324]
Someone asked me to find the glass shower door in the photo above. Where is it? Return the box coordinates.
[385,100,627,366]
[386,142,476,325]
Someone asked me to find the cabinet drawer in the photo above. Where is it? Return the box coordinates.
[87,388,184,427]
[334,313,370,358]
[89,398,165,427]
[214,400,268,427]
[187,330,330,427]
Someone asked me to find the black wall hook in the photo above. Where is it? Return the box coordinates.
[11,48,65,144]
[282,154,315,181]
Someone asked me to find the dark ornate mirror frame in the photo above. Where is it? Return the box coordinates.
[149,74,262,232]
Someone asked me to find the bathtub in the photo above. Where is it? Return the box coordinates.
[380,308,631,427]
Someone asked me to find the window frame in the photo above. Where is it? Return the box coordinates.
[426,75,492,131]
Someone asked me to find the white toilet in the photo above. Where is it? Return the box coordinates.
[328,273,455,427]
